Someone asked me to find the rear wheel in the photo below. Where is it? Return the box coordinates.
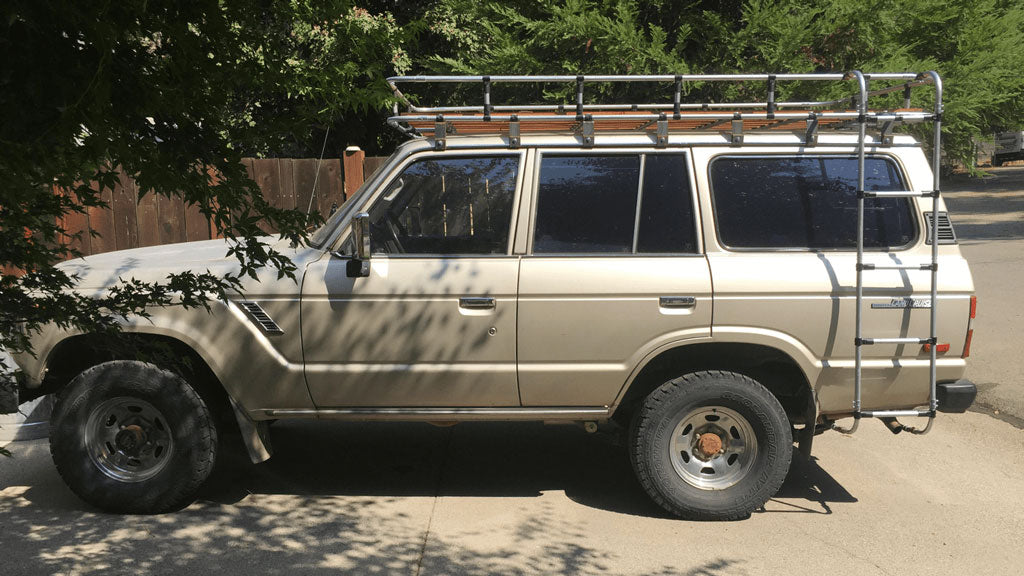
[50,360,217,513]
[629,370,792,520]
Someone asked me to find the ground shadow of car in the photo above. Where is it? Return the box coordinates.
[200,420,855,519]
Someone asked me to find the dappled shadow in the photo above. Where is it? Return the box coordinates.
[0,427,751,576]
[0,422,857,575]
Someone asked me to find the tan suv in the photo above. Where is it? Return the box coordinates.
[8,72,977,520]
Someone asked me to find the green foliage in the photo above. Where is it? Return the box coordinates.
[419,0,1024,163]
[0,1,411,364]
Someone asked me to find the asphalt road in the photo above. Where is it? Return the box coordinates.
[1,168,1022,575]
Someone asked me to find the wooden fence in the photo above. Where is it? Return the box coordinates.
[53,153,388,259]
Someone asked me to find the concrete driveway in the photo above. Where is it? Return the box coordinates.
[2,169,1023,576]
[2,413,1023,576]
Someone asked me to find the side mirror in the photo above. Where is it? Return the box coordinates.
[346,212,371,278]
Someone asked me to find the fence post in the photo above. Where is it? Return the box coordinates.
[343,146,365,199]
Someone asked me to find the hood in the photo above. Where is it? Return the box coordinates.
[58,237,300,289]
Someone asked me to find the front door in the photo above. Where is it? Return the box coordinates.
[301,152,525,407]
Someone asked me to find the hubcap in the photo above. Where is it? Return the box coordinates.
[84,397,173,482]
[669,406,757,490]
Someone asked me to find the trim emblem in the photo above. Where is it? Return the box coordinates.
[871,298,932,310]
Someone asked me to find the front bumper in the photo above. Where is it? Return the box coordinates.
[937,379,977,413]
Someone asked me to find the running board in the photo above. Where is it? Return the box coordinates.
[262,406,612,421]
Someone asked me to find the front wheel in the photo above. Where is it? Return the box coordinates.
[629,371,792,520]
[50,360,217,513]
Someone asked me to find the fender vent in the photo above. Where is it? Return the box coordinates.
[924,212,957,245]
[239,302,284,335]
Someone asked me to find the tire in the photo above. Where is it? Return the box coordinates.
[629,370,792,521]
[50,360,217,513]
[992,156,1003,167]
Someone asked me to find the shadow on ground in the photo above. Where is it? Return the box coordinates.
[200,421,855,518]
[1,422,853,575]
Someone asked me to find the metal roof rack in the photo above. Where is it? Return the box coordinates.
[386,71,940,150]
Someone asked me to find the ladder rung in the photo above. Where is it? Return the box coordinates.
[856,337,935,345]
[860,410,934,418]
[858,263,936,271]
[859,190,938,198]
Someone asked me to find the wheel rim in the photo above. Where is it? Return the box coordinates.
[84,397,174,483]
[669,406,758,491]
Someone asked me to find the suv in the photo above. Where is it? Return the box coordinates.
[7,72,977,520]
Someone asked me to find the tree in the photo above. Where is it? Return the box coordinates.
[0,1,410,379]
[417,0,1024,163]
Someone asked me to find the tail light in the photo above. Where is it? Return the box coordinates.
[962,295,976,358]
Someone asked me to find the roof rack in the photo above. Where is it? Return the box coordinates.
[386,71,940,150]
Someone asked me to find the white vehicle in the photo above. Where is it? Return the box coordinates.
[8,71,977,520]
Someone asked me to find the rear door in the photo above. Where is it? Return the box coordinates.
[516,150,713,407]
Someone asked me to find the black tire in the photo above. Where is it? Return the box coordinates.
[629,370,792,521]
[50,360,217,513]
[992,156,1003,167]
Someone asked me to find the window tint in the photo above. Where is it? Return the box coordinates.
[367,156,518,255]
[637,154,698,253]
[534,156,640,253]
[710,157,915,249]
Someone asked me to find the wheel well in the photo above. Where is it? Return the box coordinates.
[40,333,236,429]
[614,343,815,427]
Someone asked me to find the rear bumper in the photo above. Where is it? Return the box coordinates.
[937,379,977,413]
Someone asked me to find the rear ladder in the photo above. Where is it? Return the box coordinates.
[834,71,943,435]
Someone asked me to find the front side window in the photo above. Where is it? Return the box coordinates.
[533,154,698,254]
[367,156,519,255]
[710,156,916,249]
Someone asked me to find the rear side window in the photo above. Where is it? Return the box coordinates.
[533,154,698,254]
[710,156,916,249]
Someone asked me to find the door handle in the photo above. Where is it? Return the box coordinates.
[659,296,696,309]
[459,297,496,310]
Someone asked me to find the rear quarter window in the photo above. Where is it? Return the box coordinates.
[710,156,917,250]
